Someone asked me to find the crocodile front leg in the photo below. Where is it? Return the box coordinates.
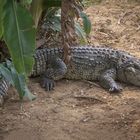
[99,68,122,93]
[41,57,67,91]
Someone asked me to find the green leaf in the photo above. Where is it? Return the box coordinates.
[43,0,61,8]
[22,0,32,5]
[80,12,91,35]
[0,0,5,38]
[30,0,61,28]
[0,63,13,85]
[75,22,87,43]
[43,8,61,32]
[3,0,35,76]
[10,67,36,100]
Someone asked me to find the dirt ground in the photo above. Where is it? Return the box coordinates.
[1,0,140,140]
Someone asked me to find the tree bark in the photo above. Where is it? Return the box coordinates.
[61,0,79,63]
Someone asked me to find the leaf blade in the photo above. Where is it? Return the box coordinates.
[0,61,36,100]
[0,0,5,38]
[3,0,35,75]
[80,12,91,35]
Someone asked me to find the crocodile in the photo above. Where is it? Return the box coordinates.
[0,46,140,105]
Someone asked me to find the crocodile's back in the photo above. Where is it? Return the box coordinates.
[65,46,132,80]
[31,46,134,80]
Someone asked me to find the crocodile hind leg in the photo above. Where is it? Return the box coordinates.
[99,68,122,93]
[41,57,67,91]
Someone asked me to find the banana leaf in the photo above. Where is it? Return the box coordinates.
[3,0,35,76]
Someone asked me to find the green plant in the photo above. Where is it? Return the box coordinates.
[0,0,35,100]
[0,60,36,100]
[0,0,91,101]
[42,8,91,43]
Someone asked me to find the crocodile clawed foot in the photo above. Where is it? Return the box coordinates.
[41,77,55,91]
[109,85,123,93]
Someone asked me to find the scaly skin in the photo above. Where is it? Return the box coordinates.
[0,77,9,106]
[40,46,140,91]
[1,46,140,105]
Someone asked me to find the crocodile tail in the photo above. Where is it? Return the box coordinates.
[0,77,9,106]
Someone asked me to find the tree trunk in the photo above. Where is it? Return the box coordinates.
[61,0,78,63]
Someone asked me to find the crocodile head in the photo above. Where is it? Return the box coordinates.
[118,59,140,86]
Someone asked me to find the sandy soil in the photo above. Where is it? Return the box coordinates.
[1,0,140,140]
